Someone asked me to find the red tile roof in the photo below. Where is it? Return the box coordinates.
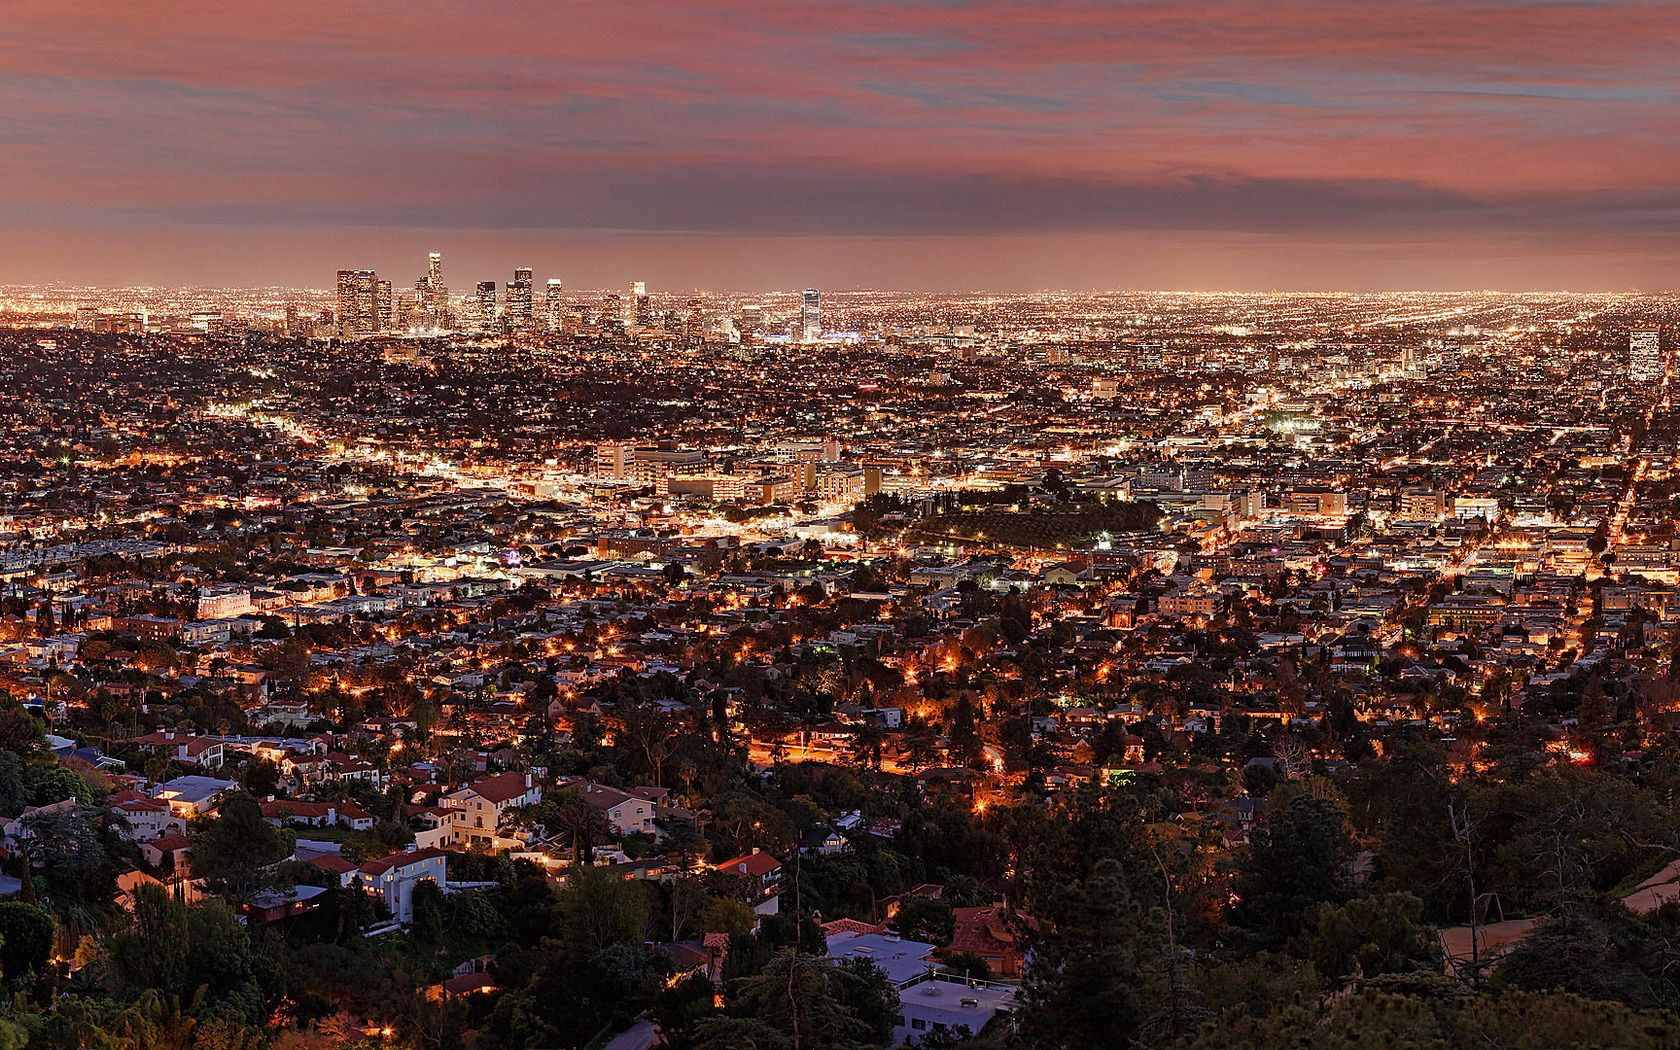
[715,851,781,877]
[308,853,357,874]
[821,917,886,936]
[462,771,534,805]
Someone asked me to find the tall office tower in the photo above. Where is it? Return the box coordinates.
[801,288,821,343]
[684,298,703,343]
[1630,330,1663,382]
[630,281,650,328]
[544,279,565,332]
[376,279,393,332]
[507,268,534,329]
[284,304,302,338]
[474,281,499,333]
[415,251,448,327]
[335,269,380,338]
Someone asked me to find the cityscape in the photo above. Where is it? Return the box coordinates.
[7,2,1680,1050]
[2,260,1679,1048]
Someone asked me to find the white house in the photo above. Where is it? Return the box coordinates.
[573,782,656,837]
[358,847,448,925]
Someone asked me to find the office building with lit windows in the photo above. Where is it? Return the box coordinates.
[801,288,821,343]
[335,269,380,338]
[1631,330,1663,382]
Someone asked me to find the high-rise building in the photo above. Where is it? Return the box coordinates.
[631,281,650,328]
[415,251,448,328]
[683,298,703,343]
[394,290,418,330]
[376,279,393,332]
[801,288,821,343]
[335,269,380,338]
[507,268,534,329]
[474,281,499,333]
[1630,330,1663,382]
[545,279,565,332]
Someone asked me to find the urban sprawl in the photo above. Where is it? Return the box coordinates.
[0,257,1679,1048]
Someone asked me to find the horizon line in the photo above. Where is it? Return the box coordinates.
[1,282,1675,298]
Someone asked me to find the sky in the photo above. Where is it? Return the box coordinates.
[3,1,1678,291]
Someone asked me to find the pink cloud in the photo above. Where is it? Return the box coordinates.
[1,1,1677,286]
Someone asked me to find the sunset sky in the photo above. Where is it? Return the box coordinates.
[5,1,1678,290]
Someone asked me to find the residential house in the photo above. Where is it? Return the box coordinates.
[947,903,1029,979]
[359,847,449,925]
[110,791,186,841]
[714,848,782,916]
[150,775,238,819]
[572,782,656,837]
[443,771,542,847]
[132,730,225,770]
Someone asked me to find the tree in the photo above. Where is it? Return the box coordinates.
[1229,795,1356,951]
[556,864,648,953]
[892,894,955,946]
[236,758,280,799]
[617,699,684,788]
[0,708,43,757]
[1291,892,1439,981]
[701,897,758,939]
[0,751,31,817]
[665,874,710,943]
[544,794,613,863]
[1494,909,1666,1008]
[0,901,54,983]
[1173,981,1680,1050]
[1019,858,1162,1050]
[30,763,95,806]
[695,948,893,1050]
[107,884,279,1034]
[482,939,671,1049]
[187,791,293,903]
[830,956,901,1047]
[19,803,126,908]
[411,879,446,946]
[949,695,981,766]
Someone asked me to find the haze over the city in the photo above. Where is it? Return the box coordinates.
[5,0,1679,290]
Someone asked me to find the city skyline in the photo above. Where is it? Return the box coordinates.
[9,5,1680,1048]
[6,2,1680,290]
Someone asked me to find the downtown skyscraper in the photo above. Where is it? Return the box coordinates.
[473,280,499,333]
[801,288,822,343]
[545,279,565,332]
[335,269,380,338]
[415,251,449,329]
[507,268,534,330]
